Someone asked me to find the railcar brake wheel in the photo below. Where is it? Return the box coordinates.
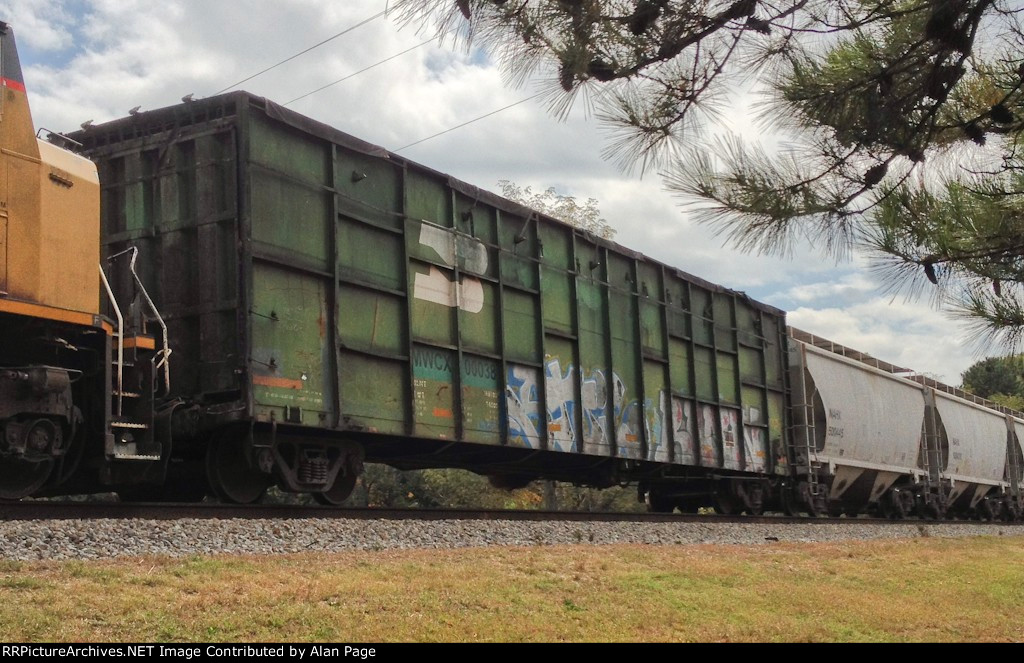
[313,469,358,506]
[206,431,270,504]
[0,456,53,500]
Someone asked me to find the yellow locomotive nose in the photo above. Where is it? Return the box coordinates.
[0,21,100,319]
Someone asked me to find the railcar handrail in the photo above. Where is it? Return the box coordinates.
[106,246,172,396]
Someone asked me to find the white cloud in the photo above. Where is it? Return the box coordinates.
[4,0,75,51]
[779,271,877,305]
[788,298,983,384]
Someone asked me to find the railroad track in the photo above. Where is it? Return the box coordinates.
[2,500,1018,525]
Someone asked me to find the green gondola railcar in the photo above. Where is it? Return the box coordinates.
[73,92,789,508]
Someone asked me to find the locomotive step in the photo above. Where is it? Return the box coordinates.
[113,453,161,461]
[110,421,149,430]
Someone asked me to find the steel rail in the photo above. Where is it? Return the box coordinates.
[2,501,1021,526]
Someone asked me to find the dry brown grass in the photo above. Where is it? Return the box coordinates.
[1,536,1023,642]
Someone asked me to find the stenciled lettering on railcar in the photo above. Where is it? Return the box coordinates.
[412,346,452,374]
[463,355,498,381]
[826,407,844,438]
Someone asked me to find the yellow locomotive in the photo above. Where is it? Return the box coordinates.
[0,22,168,499]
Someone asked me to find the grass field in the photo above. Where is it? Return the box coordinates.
[1,535,1022,642]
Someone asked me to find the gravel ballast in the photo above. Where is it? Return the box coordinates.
[0,518,1019,560]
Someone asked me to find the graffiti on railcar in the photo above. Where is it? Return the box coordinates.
[614,374,643,459]
[645,390,671,463]
[699,405,721,467]
[506,359,646,456]
[742,404,768,472]
[580,370,610,454]
[672,397,697,465]
[506,364,542,448]
[544,357,578,452]
[721,408,742,470]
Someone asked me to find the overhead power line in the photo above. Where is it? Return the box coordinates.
[284,38,436,106]
[213,10,386,95]
[393,93,545,152]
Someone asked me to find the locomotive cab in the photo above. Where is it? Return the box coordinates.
[0,22,101,314]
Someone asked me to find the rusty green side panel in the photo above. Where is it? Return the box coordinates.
[241,95,789,474]
[247,113,335,427]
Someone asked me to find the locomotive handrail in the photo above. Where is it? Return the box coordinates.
[99,265,124,417]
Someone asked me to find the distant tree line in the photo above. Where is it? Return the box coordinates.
[962,355,1024,411]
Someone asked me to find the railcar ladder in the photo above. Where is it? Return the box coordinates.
[100,247,171,461]
[920,391,943,506]
[792,349,821,500]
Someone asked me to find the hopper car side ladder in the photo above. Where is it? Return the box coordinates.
[100,247,172,461]
[919,390,945,516]
[791,349,823,506]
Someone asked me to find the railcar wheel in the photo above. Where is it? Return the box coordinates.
[780,486,800,516]
[206,431,270,504]
[712,490,739,515]
[735,482,765,516]
[798,481,827,517]
[919,500,944,520]
[881,488,913,520]
[313,469,358,506]
[675,498,702,514]
[645,491,675,513]
[805,497,826,518]
[0,456,53,500]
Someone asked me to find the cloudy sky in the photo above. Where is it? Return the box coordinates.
[6,0,995,382]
